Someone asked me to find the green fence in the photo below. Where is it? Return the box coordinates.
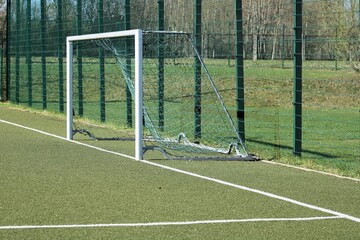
[4,0,360,175]
[0,47,3,101]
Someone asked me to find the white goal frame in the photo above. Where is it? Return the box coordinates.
[66,29,144,160]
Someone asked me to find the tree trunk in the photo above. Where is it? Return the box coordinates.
[252,33,258,61]
[271,35,277,60]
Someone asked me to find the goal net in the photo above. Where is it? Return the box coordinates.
[66,30,253,160]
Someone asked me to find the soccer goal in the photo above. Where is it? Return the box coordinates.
[66,29,254,161]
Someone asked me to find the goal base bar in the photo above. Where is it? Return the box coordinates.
[143,147,259,161]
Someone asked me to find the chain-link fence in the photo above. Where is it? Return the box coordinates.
[4,0,360,174]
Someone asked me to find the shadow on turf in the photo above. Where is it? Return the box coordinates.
[247,138,337,159]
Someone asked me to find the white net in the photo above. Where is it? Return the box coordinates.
[71,31,252,160]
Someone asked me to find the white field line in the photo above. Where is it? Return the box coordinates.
[0,216,343,230]
[143,160,360,223]
[0,119,136,160]
[262,160,360,182]
[1,119,360,224]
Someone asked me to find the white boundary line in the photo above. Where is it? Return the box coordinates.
[0,216,343,230]
[262,160,360,182]
[1,119,360,224]
[0,119,136,160]
[142,160,360,223]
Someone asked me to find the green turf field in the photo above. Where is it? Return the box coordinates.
[0,104,359,239]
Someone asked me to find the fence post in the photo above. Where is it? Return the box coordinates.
[0,48,3,101]
[194,0,202,140]
[293,0,303,156]
[98,0,105,122]
[57,0,64,112]
[77,0,83,115]
[158,0,165,131]
[5,0,11,101]
[15,0,20,104]
[282,24,285,69]
[125,0,132,127]
[26,0,32,107]
[235,0,245,141]
[41,0,47,109]
[227,21,231,67]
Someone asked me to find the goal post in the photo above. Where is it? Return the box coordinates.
[66,29,254,161]
[66,29,144,160]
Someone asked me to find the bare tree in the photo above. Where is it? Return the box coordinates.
[243,0,292,60]
[312,0,360,71]
[165,0,193,32]
[335,0,360,71]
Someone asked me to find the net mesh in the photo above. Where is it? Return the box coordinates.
[71,31,251,160]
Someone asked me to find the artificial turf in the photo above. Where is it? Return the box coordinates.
[0,104,359,239]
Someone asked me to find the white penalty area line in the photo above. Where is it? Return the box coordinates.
[0,216,344,230]
[1,119,360,224]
